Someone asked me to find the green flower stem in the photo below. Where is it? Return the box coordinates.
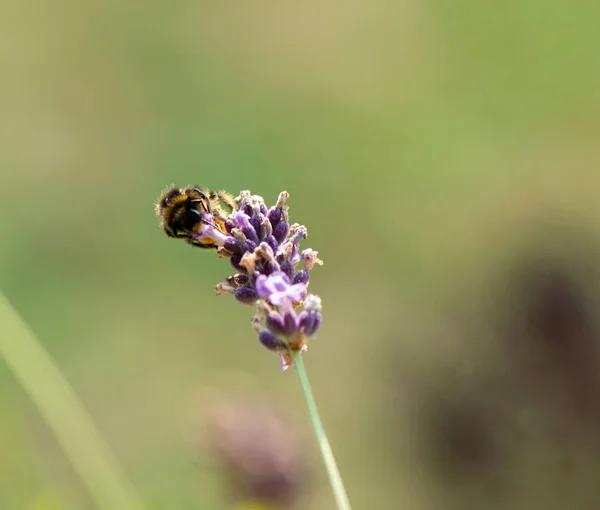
[291,350,352,510]
[0,293,145,510]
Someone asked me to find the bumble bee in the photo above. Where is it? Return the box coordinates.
[156,186,235,249]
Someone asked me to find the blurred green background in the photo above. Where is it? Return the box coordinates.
[2,1,600,509]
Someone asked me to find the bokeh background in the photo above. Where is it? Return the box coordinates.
[2,1,600,509]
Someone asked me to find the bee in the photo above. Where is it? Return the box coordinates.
[156,186,235,249]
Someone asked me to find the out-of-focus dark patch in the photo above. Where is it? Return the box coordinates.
[504,262,600,444]
[201,394,307,508]
[431,391,496,474]
[421,376,509,483]
[380,227,600,509]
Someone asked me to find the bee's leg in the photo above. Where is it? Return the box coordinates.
[166,229,215,249]
[192,188,212,214]
[210,190,235,213]
[187,237,218,250]
[166,231,192,240]
[190,198,211,214]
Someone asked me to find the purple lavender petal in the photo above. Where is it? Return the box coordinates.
[259,330,287,352]
[263,235,279,254]
[293,270,310,285]
[273,221,289,244]
[244,229,259,244]
[243,240,257,254]
[223,237,243,255]
[297,310,308,324]
[265,312,286,336]
[301,312,321,336]
[268,207,282,227]
[268,272,291,292]
[235,286,258,304]
[280,261,294,281]
[263,260,280,275]
[285,283,306,302]
[311,312,322,333]
[250,213,266,241]
[283,310,299,336]
[269,283,306,306]
[255,274,270,298]
[235,212,258,243]
[255,272,306,306]
[235,211,252,229]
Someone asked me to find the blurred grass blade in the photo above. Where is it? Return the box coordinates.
[0,292,146,510]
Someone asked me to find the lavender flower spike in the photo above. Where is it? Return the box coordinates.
[211,190,322,370]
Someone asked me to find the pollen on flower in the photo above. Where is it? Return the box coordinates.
[215,281,236,296]
[301,249,323,271]
[240,251,258,273]
[275,191,289,210]
[303,294,322,312]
